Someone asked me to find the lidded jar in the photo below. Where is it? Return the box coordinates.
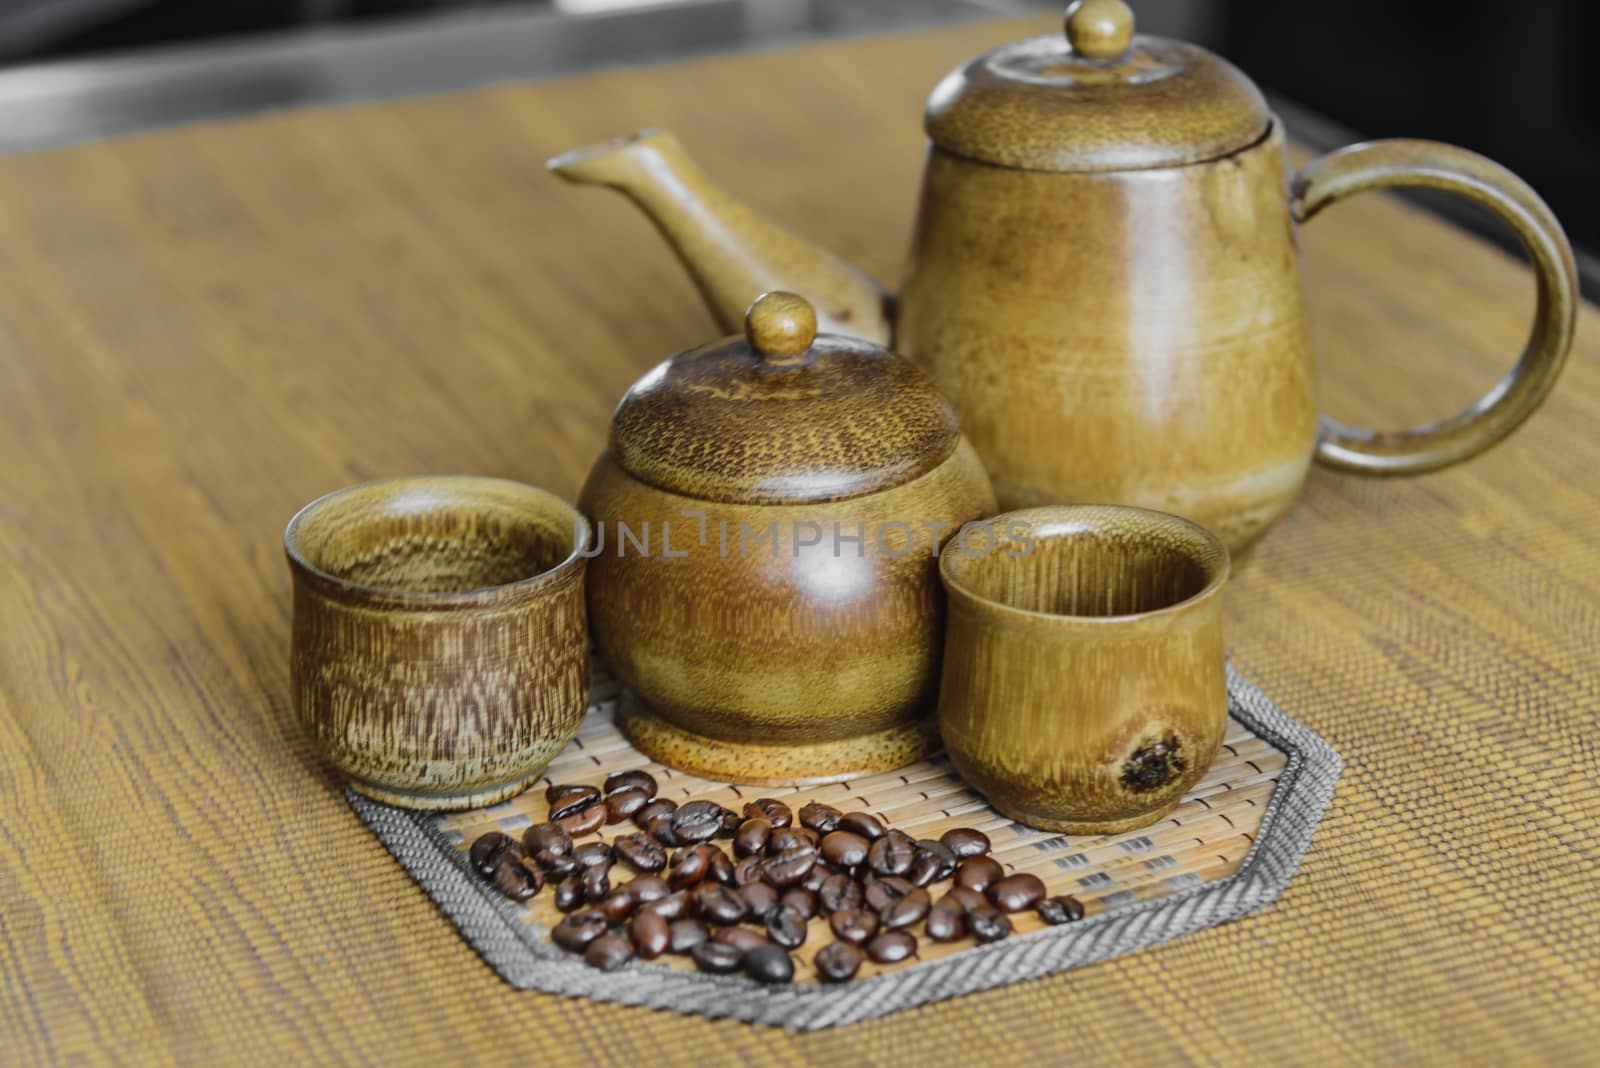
[580,292,995,784]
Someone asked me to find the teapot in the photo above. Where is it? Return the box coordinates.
[548,0,1576,551]
[578,291,995,784]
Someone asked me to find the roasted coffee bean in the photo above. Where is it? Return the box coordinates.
[713,926,769,953]
[818,873,863,914]
[866,832,916,877]
[799,801,843,834]
[630,910,670,960]
[967,905,1013,943]
[740,881,779,920]
[1037,894,1086,925]
[939,827,991,858]
[690,941,743,974]
[706,848,735,884]
[668,846,709,890]
[584,933,634,972]
[598,889,635,923]
[988,873,1047,913]
[556,803,607,838]
[733,854,765,886]
[671,800,725,843]
[829,908,879,946]
[470,832,515,876]
[639,887,688,920]
[694,882,747,925]
[572,841,613,869]
[551,909,608,953]
[766,905,808,949]
[814,940,863,983]
[669,918,710,954]
[780,887,817,920]
[800,865,829,894]
[954,855,1004,894]
[946,885,987,913]
[838,812,886,841]
[763,844,819,887]
[743,944,795,984]
[866,930,917,964]
[546,782,592,805]
[717,808,742,838]
[910,840,958,886]
[582,864,611,903]
[743,799,792,828]
[734,817,772,858]
[535,849,579,879]
[647,813,684,847]
[548,785,602,822]
[521,823,572,858]
[605,787,650,824]
[864,875,915,913]
[766,827,818,857]
[633,798,676,829]
[924,897,966,942]
[625,876,670,905]
[907,852,944,888]
[882,887,931,929]
[491,856,542,901]
[553,875,584,912]
[604,769,657,798]
[614,832,667,874]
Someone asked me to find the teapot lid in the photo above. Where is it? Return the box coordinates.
[608,292,961,505]
[925,0,1270,173]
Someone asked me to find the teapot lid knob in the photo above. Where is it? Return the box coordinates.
[1065,0,1134,60]
[745,291,818,365]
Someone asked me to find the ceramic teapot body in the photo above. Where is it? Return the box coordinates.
[550,2,1575,551]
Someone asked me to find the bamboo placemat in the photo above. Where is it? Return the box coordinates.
[350,660,1339,1029]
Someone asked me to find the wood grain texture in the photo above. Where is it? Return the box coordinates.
[286,475,590,809]
[938,505,1229,833]
[925,0,1270,173]
[0,14,1597,1065]
[899,123,1317,549]
[582,442,993,783]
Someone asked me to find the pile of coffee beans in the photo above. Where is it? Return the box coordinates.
[467,770,1084,983]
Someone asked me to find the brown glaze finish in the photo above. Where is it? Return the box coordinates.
[583,294,993,783]
[937,505,1228,834]
[549,4,1576,553]
[285,476,590,810]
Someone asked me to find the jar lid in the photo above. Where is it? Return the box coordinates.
[924,0,1270,173]
[609,292,961,505]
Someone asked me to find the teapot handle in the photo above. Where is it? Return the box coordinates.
[1290,139,1576,475]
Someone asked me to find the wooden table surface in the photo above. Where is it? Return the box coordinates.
[2,16,1597,1066]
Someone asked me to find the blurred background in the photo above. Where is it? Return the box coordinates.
[0,0,1592,292]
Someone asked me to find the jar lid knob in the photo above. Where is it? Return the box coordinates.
[745,291,818,365]
[1065,0,1134,60]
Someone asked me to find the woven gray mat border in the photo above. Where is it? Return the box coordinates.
[348,665,1341,1031]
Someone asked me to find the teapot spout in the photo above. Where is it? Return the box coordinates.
[547,129,892,344]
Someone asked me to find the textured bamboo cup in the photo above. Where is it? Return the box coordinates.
[285,476,590,810]
[937,505,1229,833]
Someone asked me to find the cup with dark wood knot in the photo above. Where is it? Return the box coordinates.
[937,504,1229,834]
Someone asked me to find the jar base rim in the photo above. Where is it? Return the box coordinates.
[618,693,936,785]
